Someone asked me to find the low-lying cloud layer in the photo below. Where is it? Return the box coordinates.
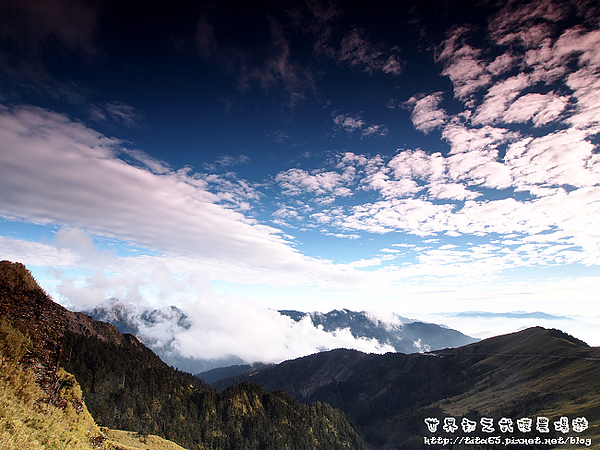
[87,298,394,368]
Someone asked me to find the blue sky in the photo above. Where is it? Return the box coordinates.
[1,0,599,357]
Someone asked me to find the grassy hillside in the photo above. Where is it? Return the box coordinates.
[0,320,105,449]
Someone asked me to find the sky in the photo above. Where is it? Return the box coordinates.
[1,0,599,362]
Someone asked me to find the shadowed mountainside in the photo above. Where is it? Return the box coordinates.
[215,327,600,449]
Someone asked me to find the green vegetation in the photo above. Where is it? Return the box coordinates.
[61,330,367,449]
[0,320,104,449]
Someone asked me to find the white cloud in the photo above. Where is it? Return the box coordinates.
[442,122,515,156]
[388,149,446,182]
[333,113,364,132]
[554,27,600,69]
[428,183,481,201]
[406,92,448,133]
[436,28,492,103]
[503,92,568,126]
[0,104,332,280]
[275,167,354,197]
[362,170,422,199]
[441,123,515,188]
[362,124,388,137]
[358,149,447,199]
[505,129,599,189]
[174,295,394,363]
[0,235,79,269]
[471,73,533,125]
[566,68,600,132]
[488,0,567,48]
[333,113,388,137]
[340,199,454,236]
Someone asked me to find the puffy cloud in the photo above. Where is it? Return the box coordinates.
[388,149,446,182]
[357,150,445,199]
[471,73,533,125]
[173,296,394,364]
[436,28,492,103]
[488,0,569,48]
[503,92,568,126]
[442,122,515,156]
[275,167,354,197]
[78,289,395,366]
[553,27,600,68]
[362,124,388,137]
[339,199,455,236]
[566,68,600,132]
[505,129,599,189]
[333,113,365,132]
[428,183,481,201]
[406,92,448,133]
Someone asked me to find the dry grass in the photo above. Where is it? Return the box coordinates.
[0,320,105,450]
[102,428,191,450]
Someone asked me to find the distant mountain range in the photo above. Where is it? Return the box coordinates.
[85,302,478,374]
[451,311,573,320]
[280,309,478,353]
[86,300,247,373]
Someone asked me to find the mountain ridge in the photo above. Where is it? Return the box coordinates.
[281,308,479,353]
[214,326,600,448]
[0,260,367,449]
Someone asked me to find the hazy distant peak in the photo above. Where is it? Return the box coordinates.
[280,308,477,355]
[453,311,572,320]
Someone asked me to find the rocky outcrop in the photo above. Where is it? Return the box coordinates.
[0,260,67,393]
